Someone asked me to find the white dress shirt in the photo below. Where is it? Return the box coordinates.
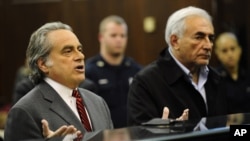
[44,77,92,128]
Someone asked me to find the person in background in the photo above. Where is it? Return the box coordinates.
[214,32,250,113]
[4,21,113,141]
[127,6,229,126]
[85,15,142,128]
[14,59,31,86]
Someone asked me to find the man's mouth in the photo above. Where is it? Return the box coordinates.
[75,65,85,72]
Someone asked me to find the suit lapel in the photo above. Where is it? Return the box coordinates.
[158,48,207,115]
[158,48,189,86]
[38,82,86,132]
[79,89,111,130]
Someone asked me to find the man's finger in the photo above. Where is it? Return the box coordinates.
[162,107,169,119]
[176,108,189,121]
[53,125,68,136]
[60,125,77,136]
[41,119,51,138]
[182,108,189,120]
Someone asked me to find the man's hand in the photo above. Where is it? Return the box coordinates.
[161,107,189,121]
[41,119,82,139]
[176,108,189,121]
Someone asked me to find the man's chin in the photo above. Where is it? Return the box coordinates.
[198,60,209,66]
[76,76,85,83]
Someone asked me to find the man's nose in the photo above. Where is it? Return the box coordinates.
[203,37,213,50]
[75,50,85,60]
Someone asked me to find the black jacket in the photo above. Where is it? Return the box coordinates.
[127,48,229,125]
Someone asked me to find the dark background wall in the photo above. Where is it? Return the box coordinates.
[0,0,249,104]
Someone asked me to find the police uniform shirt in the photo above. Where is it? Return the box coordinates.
[216,65,250,113]
[85,54,142,128]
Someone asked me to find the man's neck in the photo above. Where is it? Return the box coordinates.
[100,51,124,66]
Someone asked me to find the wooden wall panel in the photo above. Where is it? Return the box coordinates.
[1,2,63,104]
[1,0,249,105]
[0,0,4,105]
[12,0,61,4]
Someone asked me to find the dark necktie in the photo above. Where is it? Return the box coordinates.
[72,89,92,132]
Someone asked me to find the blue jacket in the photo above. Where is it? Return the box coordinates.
[85,54,142,128]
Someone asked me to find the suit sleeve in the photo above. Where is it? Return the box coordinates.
[127,76,160,126]
[4,107,43,141]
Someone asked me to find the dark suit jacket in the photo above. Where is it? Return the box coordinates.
[127,48,229,125]
[4,81,113,141]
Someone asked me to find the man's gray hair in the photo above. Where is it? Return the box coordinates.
[165,6,212,47]
[26,21,72,84]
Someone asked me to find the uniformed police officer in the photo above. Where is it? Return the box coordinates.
[85,15,142,128]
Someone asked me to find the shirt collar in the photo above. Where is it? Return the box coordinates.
[44,77,74,98]
[168,47,209,79]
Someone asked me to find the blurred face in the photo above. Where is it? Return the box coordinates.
[215,36,241,68]
[39,29,85,89]
[171,16,214,70]
[99,22,127,56]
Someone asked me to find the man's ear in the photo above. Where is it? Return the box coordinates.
[37,58,49,73]
[98,33,103,42]
[170,35,180,50]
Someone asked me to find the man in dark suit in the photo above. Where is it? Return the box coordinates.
[127,6,229,126]
[4,22,113,141]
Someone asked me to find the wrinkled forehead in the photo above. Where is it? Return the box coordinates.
[184,15,214,34]
[47,29,79,44]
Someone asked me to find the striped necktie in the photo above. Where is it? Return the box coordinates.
[72,89,92,132]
